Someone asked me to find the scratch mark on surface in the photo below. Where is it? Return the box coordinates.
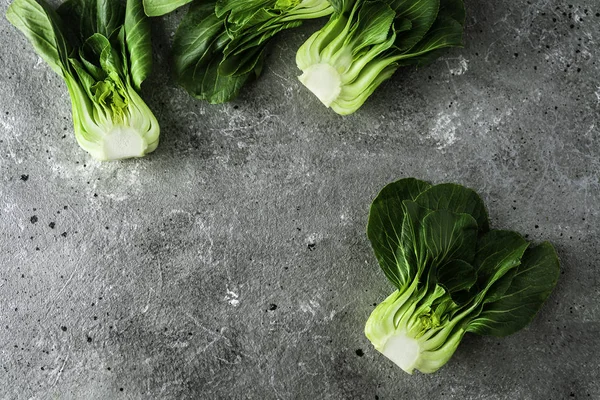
[51,356,69,388]
[141,288,154,314]
[49,263,80,304]
[185,312,224,338]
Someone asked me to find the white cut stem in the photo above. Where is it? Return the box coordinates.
[100,125,148,161]
[298,63,342,107]
[381,331,420,375]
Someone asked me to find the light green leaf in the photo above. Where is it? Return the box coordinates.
[125,0,152,89]
[6,0,71,76]
[142,0,193,16]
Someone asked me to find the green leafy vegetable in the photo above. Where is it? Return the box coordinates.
[7,0,159,161]
[296,0,465,115]
[172,0,337,103]
[142,0,193,17]
[365,178,560,374]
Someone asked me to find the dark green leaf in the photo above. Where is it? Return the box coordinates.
[438,0,465,25]
[399,200,431,281]
[421,209,478,266]
[173,0,257,103]
[474,230,529,292]
[57,0,125,42]
[467,242,560,336]
[437,259,476,293]
[415,183,489,232]
[366,178,431,289]
[391,0,440,51]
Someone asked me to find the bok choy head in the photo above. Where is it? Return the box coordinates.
[172,0,340,103]
[296,0,466,115]
[365,178,560,374]
[6,0,159,161]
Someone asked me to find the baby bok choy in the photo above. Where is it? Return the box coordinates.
[365,178,559,374]
[296,0,465,114]
[172,0,342,103]
[6,0,159,161]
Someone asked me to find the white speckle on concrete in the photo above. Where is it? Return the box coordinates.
[0,118,14,132]
[299,300,319,315]
[595,86,600,104]
[428,111,459,150]
[224,286,240,307]
[305,232,323,245]
[447,55,469,76]
[33,56,45,70]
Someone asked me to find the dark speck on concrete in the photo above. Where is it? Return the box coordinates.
[61,232,67,237]
[60,326,67,332]
[268,304,277,311]
[20,175,28,181]
[355,349,364,357]
[86,336,92,343]
[29,216,37,224]
[48,222,55,229]
[307,243,316,251]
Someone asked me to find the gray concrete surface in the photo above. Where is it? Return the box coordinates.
[1,0,599,399]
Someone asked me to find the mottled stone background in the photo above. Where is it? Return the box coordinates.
[1,0,599,399]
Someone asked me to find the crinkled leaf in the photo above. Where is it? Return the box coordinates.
[173,1,256,103]
[391,0,440,52]
[57,0,125,43]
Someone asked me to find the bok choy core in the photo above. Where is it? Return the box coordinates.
[296,0,466,115]
[365,178,560,374]
[172,0,341,103]
[7,0,159,161]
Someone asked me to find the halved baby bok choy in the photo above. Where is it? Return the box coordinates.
[296,0,465,114]
[7,0,159,160]
[365,178,560,374]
